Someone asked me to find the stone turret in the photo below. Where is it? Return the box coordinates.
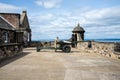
[72,23,85,41]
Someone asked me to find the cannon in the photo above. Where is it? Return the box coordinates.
[55,41,71,53]
[36,40,71,53]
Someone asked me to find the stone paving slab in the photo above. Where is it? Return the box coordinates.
[0,47,120,80]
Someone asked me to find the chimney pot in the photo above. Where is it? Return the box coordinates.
[23,11,27,13]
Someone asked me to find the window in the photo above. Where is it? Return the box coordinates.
[4,32,8,43]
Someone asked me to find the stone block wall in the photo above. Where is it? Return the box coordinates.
[30,41,54,47]
[0,43,23,61]
[77,41,120,59]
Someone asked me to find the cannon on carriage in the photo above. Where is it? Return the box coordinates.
[36,40,71,53]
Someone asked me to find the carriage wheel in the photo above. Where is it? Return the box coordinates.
[63,45,71,53]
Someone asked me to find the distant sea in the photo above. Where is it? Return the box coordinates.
[32,39,53,42]
[32,39,67,42]
[32,39,120,43]
[89,39,120,42]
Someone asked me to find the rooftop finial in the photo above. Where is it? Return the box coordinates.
[77,23,80,27]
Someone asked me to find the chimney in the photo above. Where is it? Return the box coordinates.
[22,10,27,13]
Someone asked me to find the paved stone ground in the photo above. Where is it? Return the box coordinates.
[0,47,120,80]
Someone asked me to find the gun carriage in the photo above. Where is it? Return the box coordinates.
[36,40,71,53]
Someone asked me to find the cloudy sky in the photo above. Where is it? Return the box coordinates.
[0,0,120,40]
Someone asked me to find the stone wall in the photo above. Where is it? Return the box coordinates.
[77,41,120,59]
[30,41,54,47]
[0,43,23,61]
[30,41,120,59]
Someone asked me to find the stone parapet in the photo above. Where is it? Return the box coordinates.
[77,41,120,59]
[30,41,54,47]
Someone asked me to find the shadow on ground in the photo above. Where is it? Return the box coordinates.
[36,50,81,53]
[24,48,36,50]
[71,51,81,53]
[0,52,31,68]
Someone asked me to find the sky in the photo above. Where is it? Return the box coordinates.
[0,0,120,40]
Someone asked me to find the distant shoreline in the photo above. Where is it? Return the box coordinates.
[93,39,120,42]
[32,39,120,43]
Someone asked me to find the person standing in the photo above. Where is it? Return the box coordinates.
[88,41,92,48]
[54,37,59,48]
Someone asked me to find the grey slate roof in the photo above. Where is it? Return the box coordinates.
[0,16,15,30]
[72,23,85,32]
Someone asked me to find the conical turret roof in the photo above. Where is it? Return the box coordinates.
[72,23,85,33]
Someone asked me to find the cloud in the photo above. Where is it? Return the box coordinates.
[29,12,75,40]
[83,7,120,26]
[72,6,120,39]
[35,0,62,8]
[29,6,120,40]
[0,3,22,12]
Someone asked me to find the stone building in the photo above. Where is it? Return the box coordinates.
[0,11,31,46]
[72,23,85,47]
[0,16,16,44]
